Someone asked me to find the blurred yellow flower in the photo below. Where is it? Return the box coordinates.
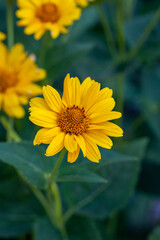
[0,32,6,41]
[29,74,123,163]
[75,0,88,7]
[16,0,81,40]
[0,43,46,118]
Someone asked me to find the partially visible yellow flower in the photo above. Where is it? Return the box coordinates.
[16,0,81,40]
[0,43,46,118]
[75,0,88,7]
[0,32,6,41]
[29,74,123,163]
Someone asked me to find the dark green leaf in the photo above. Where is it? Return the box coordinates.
[0,141,58,189]
[34,218,61,240]
[54,167,108,183]
[62,139,148,220]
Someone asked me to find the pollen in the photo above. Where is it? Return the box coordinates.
[58,105,89,135]
[0,69,18,92]
[36,3,61,23]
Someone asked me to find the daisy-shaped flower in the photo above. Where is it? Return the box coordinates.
[0,32,6,41]
[29,74,123,163]
[0,42,46,118]
[16,0,81,40]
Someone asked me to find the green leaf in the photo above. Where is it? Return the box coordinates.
[0,141,57,189]
[125,12,154,47]
[141,65,160,139]
[148,225,160,240]
[63,139,148,220]
[0,163,43,238]
[54,167,108,183]
[34,218,61,240]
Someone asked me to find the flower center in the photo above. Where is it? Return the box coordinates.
[36,3,60,23]
[0,69,18,92]
[58,106,89,135]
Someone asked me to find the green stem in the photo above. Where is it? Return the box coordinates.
[125,0,137,19]
[97,4,117,59]
[47,149,68,239]
[0,116,21,142]
[39,31,53,67]
[6,0,14,49]
[50,148,66,181]
[128,6,160,59]
[51,182,69,240]
[117,0,126,56]
[29,185,57,227]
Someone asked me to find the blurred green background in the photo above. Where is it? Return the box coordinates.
[0,0,160,239]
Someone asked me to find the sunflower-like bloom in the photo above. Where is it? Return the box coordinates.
[0,32,6,41]
[0,43,46,118]
[16,0,81,40]
[75,0,88,7]
[29,74,123,163]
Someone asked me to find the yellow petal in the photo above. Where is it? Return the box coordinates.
[29,111,57,128]
[64,134,77,152]
[90,111,122,123]
[98,87,113,101]
[80,77,92,102]
[70,77,81,106]
[29,98,58,128]
[89,122,123,137]
[43,85,62,113]
[81,82,101,111]
[87,98,115,116]
[45,132,65,156]
[34,127,61,145]
[8,43,26,67]
[3,94,25,118]
[68,147,80,163]
[74,134,86,157]
[86,130,113,149]
[18,84,42,96]
[83,133,101,163]
[62,74,72,107]
[0,43,7,67]
[29,97,50,111]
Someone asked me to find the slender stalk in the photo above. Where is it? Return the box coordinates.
[0,116,21,142]
[50,148,66,181]
[51,183,69,240]
[97,4,117,59]
[128,6,160,59]
[117,0,126,56]
[29,185,57,227]
[39,31,53,67]
[6,0,14,49]
[125,0,137,19]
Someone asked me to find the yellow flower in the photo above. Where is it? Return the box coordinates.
[16,0,81,40]
[0,32,6,41]
[0,43,46,118]
[29,74,123,163]
[75,0,88,7]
